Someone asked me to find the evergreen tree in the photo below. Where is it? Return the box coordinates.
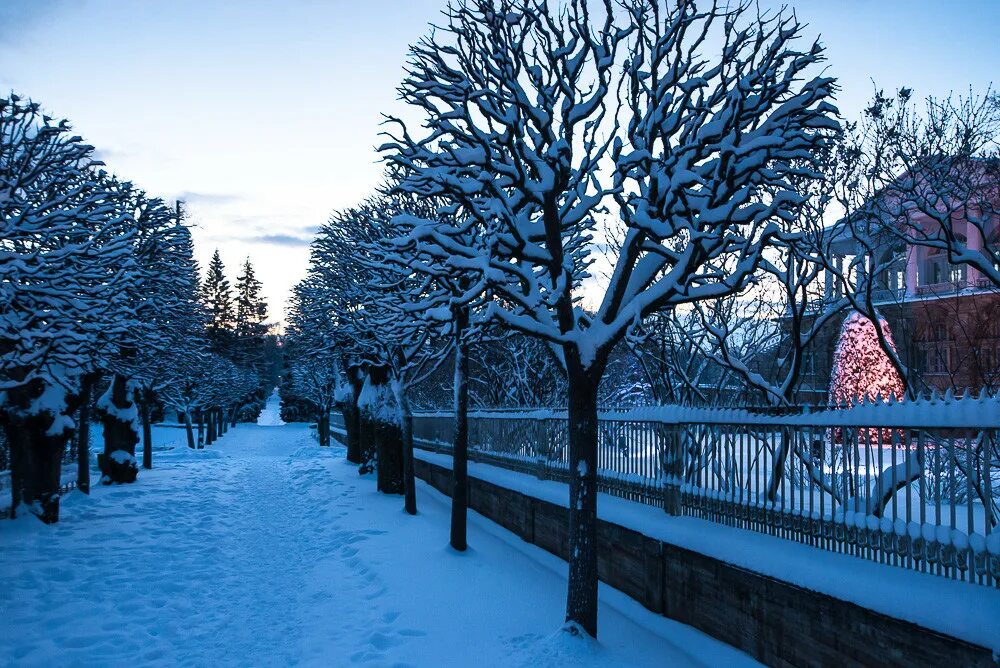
[200,250,234,353]
[234,258,269,366]
[828,312,906,407]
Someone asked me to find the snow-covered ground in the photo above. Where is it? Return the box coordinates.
[0,396,756,667]
[256,388,285,426]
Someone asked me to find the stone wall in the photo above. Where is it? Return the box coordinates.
[413,456,995,667]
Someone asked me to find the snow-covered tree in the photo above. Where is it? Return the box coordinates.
[201,249,235,354]
[95,185,176,481]
[367,185,485,536]
[285,278,343,448]
[0,94,136,521]
[159,349,209,450]
[130,202,206,468]
[234,257,270,374]
[845,89,1000,288]
[358,191,456,516]
[382,0,838,636]
[819,89,999,399]
[303,204,386,467]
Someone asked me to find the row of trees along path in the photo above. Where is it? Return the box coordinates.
[1,91,277,524]
[284,0,1000,641]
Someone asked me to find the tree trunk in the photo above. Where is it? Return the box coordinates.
[184,412,195,449]
[98,374,139,485]
[140,390,153,470]
[76,373,95,494]
[450,309,470,550]
[358,410,376,474]
[373,417,404,493]
[766,426,793,502]
[363,366,403,492]
[343,369,364,464]
[399,386,416,515]
[4,413,71,524]
[197,409,204,448]
[6,422,24,519]
[564,363,602,638]
[318,409,329,447]
[207,409,216,445]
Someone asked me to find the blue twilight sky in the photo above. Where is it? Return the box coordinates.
[2,0,998,324]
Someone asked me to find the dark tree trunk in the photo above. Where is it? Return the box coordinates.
[318,409,330,447]
[343,368,364,464]
[3,381,75,524]
[8,423,22,518]
[76,373,96,494]
[140,389,153,470]
[184,412,196,449]
[372,417,404,494]
[98,374,139,485]
[13,426,66,523]
[196,409,204,448]
[362,366,403,492]
[450,308,470,550]
[564,361,603,638]
[206,409,216,445]
[399,387,416,515]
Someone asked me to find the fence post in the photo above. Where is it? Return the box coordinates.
[536,419,548,480]
[663,424,682,516]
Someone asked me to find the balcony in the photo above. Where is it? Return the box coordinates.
[870,287,906,303]
[915,279,970,296]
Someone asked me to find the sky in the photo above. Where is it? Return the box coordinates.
[2,0,998,325]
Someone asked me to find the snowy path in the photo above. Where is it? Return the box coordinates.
[0,406,756,667]
[256,388,286,426]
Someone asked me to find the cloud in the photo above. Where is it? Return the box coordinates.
[247,234,312,247]
[175,191,243,206]
[91,146,132,163]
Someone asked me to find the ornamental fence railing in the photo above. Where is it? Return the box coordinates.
[335,394,1000,587]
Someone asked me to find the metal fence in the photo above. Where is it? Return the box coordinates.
[337,396,1000,587]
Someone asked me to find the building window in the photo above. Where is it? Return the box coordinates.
[933,323,952,341]
[802,352,816,377]
[923,248,946,285]
[926,346,950,374]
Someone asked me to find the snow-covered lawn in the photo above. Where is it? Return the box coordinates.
[0,418,756,667]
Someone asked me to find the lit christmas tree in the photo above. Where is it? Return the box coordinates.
[828,311,906,406]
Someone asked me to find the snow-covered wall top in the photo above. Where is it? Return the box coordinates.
[415,393,1000,429]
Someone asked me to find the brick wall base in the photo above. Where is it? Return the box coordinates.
[413,456,995,667]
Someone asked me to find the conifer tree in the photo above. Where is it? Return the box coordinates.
[234,258,269,367]
[829,312,906,407]
[200,250,234,353]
